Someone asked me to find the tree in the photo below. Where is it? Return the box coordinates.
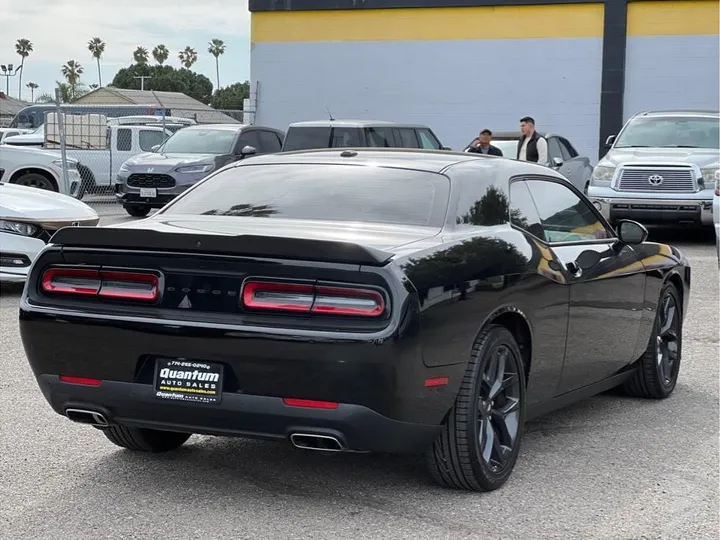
[207,39,226,90]
[61,60,84,96]
[87,37,106,87]
[178,47,198,69]
[111,64,213,104]
[211,81,249,110]
[152,44,169,65]
[36,81,89,103]
[26,82,39,102]
[133,47,149,65]
[15,38,33,100]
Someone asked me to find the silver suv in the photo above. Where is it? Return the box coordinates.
[588,110,719,229]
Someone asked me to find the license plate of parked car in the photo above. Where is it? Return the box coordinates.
[140,188,157,198]
[153,358,223,404]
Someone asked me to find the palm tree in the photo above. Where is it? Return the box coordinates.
[133,47,149,65]
[26,82,39,102]
[178,47,198,69]
[15,38,33,100]
[61,60,84,96]
[152,44,169,65]
[87,37,106,87]
[207,39,226,90]
[36,82,87,104]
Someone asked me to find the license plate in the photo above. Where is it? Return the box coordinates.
[154,358,223,404]
[140,188,157,198]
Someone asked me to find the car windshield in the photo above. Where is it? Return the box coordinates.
[160,128,237,154]
[614,116,720,149]
[162,164,450,227]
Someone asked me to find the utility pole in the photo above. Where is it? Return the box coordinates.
[133,75,152,91]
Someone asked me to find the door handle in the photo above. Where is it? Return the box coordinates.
[565,261,583,277]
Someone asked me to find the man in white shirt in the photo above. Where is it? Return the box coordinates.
[516,116,548,166]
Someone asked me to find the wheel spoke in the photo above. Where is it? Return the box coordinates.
[481,417,494,464]
[491,398,521,448]
[487,348,507,400]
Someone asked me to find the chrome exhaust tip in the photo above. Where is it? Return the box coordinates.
[290,433,344,452]
[65,408,109,427]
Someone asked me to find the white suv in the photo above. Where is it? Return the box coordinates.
[0,145,83,197]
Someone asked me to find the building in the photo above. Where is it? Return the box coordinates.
[72,87,240,124]
[0,92,28,127]
[249,0,720,161]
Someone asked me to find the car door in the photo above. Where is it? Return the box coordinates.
[393,128,420,148]
[256,129,283,154]
[546,136,576,183]
[416,128,442,150]
[235,129,261,155]
[523,176,646,393]
[558,136,593,193]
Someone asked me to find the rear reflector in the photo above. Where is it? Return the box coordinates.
[59,375,102,386]
[283,398,339,409]
[41,267,159,302]
[424,377,449,387]
[243,280,385,317]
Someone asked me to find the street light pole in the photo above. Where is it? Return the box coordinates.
[0,64,23,97]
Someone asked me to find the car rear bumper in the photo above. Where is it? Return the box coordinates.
[588,189,714,226]
[36,374,443,454]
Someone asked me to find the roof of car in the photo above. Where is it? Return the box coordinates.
[637,110,719,118]
[234,147,565,177]
[183,123,250,131]
[288,119,432,129]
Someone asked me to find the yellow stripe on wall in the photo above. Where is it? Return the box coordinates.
[251,4,605,43]
[628,0,720,36]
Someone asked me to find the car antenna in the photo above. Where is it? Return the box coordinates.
[325,105,335,121]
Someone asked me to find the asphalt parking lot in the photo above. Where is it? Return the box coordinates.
[1,209,718,540]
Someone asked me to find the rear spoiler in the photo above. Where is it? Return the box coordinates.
[49,227,394,267]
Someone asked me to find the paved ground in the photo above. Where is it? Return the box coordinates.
[1,214,718,540]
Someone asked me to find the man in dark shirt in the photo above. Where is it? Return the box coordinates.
[467,129,503,156]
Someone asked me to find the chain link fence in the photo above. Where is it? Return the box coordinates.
[45,98,247,216]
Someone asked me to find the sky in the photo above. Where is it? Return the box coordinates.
[0,0,251,103]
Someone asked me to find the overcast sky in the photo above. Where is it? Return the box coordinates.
[0,0,251,102]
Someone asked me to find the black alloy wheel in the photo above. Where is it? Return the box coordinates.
[14,172,56,191]
[623,282,682,399]
[427,324,526,491]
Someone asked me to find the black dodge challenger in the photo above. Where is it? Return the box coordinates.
[19,148,690,492]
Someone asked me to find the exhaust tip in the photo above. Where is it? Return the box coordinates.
[65,408,109,427]
[290,433,343,452]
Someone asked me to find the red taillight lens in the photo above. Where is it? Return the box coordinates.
[283,398,339,409]
[242,280,385,317]
[59,375,102,386]
[41,267,159,302]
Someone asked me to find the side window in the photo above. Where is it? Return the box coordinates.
[395,128,420,148]
[509,180,545,240]
[365,127,393,147]
[236,130,261,153]
[525,179,611,242]
[547,137,563,161]
[139,130,165,152]
[257,130,282,152]
[558,138,575,159]
[116,128,132,151]
[417,129,441,149]
[455,175,510,227]
[330,127,362,148]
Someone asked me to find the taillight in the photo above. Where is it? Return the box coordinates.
[242,280,386,317]
[41,267,160,302]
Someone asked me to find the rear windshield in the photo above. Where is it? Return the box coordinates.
[283,126,363,151]
[162,163,450,227]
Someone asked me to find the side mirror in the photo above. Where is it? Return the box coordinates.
[551,157,563,168]
[616,219,648,245]
[240,145,257,157]
[441,146,452,151]
[604,134,616,149]
[151,144,160,152]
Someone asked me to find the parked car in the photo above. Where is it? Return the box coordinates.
[588,110,719,230]
[114,123,286,217]
[463,131,594,194]
[0,144,83,197]
[2,124,44,147]
[19,148,689,491]
[714,172,720,262]
[0,127,33,144]
[282,120,449,151]
[0,181,98,282]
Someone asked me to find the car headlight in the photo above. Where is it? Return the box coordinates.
[119,163,131,173]
[0,219,40,237]
[700,168,719,184]
[176,164,213,174]
[591,165,616,183]
[51,159,78,170]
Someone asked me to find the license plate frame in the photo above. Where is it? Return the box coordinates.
[140,187,157,198]
[153,358,224,404]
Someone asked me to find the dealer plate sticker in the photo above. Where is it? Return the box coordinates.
[154,359,223,404]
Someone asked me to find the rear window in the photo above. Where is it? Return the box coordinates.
[162,164,450,227]
[283,126,363,151]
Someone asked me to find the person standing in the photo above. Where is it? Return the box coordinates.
[517,116,548,166]
[467,129,503,156]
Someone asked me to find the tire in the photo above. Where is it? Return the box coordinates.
[102,425,191,452]
[622,282,682,399]
[426,324,526,491]
[124,205,151,217]
[13,172,57,192]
